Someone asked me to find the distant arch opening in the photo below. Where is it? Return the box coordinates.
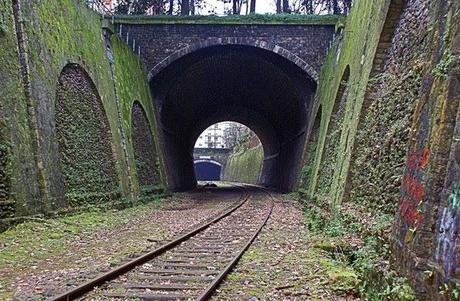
[150,44,316,192]
[53,64,117,206]
[193,122,263,184]
[194,160,222,181]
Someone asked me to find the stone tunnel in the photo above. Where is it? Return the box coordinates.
[2,0,460,298]
[150,45,316,191]
[114,22,336,191]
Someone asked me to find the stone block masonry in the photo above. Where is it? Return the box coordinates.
[114,21,336,81]
[300,0,460,298]
[0,0,163,230]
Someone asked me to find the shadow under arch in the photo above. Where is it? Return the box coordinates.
[147,38,320,82]
[150,44,317,192]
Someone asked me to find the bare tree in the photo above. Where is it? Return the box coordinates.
[275,0,281,13]
[282,0,290,12]
[181,0,190,15]
[168,0,174,14]
[249,0,256,13]
[232,0,247,14]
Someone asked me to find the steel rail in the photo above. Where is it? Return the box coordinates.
[196,187,275,301]
[49,188,250,301]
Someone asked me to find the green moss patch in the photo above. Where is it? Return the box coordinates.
[112,13,345,25]
[224,143,263,184]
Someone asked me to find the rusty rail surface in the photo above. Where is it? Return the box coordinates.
[50,184,274,301]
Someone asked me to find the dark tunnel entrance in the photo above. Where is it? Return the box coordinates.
[194,160,222,181]
[150,45,317,192]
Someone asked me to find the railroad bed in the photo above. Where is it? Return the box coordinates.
[50,185,274,301]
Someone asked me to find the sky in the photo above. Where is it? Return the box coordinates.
[197,0,277,15]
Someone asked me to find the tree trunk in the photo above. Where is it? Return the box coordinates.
[282,0,290,13]
[343,0,352,14]
[332,0,340,14]
[276,0,281,13]
[249,0,256,13]
[190,0,195,15]
[305,0,313,14]
[168,0,174,14]
[233,0,238,14]
[181,0,190,15]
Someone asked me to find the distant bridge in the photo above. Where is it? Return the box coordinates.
[193,148,232,180]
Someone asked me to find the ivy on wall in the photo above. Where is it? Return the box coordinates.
[55,64,118,207]
[224,143,264,184]
[131,102,160,187]
[300,106,322,191]
[315,69,350,200]
[0,129,12,219]
[346,72,422,213]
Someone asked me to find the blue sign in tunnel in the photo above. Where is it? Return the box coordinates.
[194,161,222,181]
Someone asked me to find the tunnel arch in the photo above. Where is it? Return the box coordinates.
[53,63,117,206]
[194,160,222,181]
[147,38,320,82]
[150,44,317,192]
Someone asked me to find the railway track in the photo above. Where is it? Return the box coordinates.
[50,185,274,301]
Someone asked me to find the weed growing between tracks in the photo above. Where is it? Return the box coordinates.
[212,197,360,300]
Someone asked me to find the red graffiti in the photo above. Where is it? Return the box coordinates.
[399,197,423,225]
[399,149,430,226]
[407,152,418,170]
[420,149,430,168]
[407,149,430,171]
[403,173,425,202]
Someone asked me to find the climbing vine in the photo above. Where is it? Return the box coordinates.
[55,65,118,207]
[131,102,160,187]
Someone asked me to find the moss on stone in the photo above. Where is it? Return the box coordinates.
[224,143,263,184]
[110,35,165,193]
[112,13,345,25]
[1,0,165,225]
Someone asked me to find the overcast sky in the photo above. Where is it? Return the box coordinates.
[197,0,277,15]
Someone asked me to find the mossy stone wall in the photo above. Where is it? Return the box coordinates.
[55,65,118,207]
[301,0,460,297]
[0,0,163,229]
[0,0,42,227]
[224,143,264,184]
[110,34,164,193]
[131,102,160,188]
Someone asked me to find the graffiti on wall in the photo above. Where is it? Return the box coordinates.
[399,149,430,227]
[435,185,460,278]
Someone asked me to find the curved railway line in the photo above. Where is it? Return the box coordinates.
[50,184,275,301]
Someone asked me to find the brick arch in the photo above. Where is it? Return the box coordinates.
[147,38,319,82]
[194,159,223,167]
